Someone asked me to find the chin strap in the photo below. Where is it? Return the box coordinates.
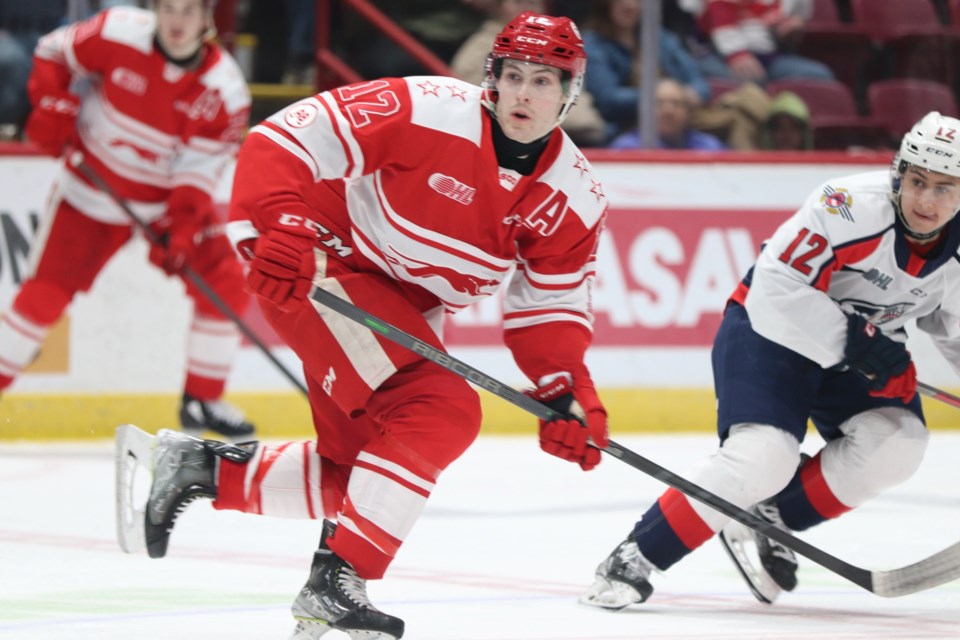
[894,203,945,241]
[891,159,952,241]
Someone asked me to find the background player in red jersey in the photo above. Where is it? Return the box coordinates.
[582,111,960,609]
[122,11,609,639]
[0,0,255,438]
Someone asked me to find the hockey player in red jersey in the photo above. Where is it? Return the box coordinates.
[582,111,960,609]
[1,0,256,437]
[120,11,609,639]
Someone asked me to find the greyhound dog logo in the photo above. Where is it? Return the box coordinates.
[386,248,498,296]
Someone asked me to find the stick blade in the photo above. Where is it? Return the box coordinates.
[870,540,960,597]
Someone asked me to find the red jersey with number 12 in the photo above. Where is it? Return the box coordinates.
[230,76,608,333]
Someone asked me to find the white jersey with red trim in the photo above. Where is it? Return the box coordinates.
[235,76,608,332]
[685,0,812,57]
[33,6,250,223]
[737,170,960,374]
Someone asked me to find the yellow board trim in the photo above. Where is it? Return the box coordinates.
[0,388,958,441]
[248,83,315,100]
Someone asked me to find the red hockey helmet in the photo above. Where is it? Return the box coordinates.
[482,12,587,126]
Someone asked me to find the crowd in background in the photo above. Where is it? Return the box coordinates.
[3,0,959,150]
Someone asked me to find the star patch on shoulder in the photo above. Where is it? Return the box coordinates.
[820,186,854,221]
[445,84,467,101]
[590,179,605,203]
[417,80,440,96]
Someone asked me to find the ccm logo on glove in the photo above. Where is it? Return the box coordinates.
[527,372,609,471]
[843,314,917,403]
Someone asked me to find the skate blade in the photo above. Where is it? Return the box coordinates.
[289,619,333,639]
[718,521,781,604]
[115,424,155,554]
[291,618,401,640]
[578,576,641,610]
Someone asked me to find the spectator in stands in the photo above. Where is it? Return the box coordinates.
[679,0,834,84]
[451,0,607,146]
[0,0,66,139]
[282,0,317,85]
[582,0,712,143]
[69,1,142,20]
[240,0,318,84]
[761,90,813,150]
[549,0,589,23]
[609,78,728,150]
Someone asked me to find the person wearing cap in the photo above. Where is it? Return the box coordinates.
[762,90,813,151]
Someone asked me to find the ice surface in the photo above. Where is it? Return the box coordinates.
[1,432,958,639]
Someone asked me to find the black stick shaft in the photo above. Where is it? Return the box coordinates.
[305,287,882,587]
[917,381,960,409]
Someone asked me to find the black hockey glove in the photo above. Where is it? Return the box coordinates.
[842,313,911,391]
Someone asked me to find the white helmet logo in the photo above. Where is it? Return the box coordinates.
[516,35,548,46]
[284,102,319,129]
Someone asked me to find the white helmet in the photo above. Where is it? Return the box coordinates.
[898,111,960,178]
[891,111,960,239]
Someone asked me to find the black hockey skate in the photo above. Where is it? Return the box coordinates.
[719,498,799,604]
[145,429,255,559]
[751,499,799,591]
[290,522,404,639]
[179,393,256,439]
[579,534,655,610]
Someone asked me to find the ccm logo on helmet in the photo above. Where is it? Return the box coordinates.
[517,35,548,45]
[925,146,954,157]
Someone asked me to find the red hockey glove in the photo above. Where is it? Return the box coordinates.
[25,94,80,157]
[246,225,316,311]
[868,363,917,404]
[843,314,916,403]
[149,223,201,275]
[527,372,608,471]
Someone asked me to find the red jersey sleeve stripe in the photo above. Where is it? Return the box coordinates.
[255,121,321,177]
[317,94,357,178]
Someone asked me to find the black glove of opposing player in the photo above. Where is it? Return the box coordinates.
[842,313,911,391]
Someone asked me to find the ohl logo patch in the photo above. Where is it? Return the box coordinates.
[820,186,854,221]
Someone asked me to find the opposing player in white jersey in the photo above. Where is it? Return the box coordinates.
[582,111,960,609]
[1,0,255,437]
[120,11,609,639]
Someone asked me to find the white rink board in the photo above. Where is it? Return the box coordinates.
[4,153,948,395]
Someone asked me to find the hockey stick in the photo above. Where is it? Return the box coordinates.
[917,381,960,409]
[308,284,960,598]
[71,153,308,397]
